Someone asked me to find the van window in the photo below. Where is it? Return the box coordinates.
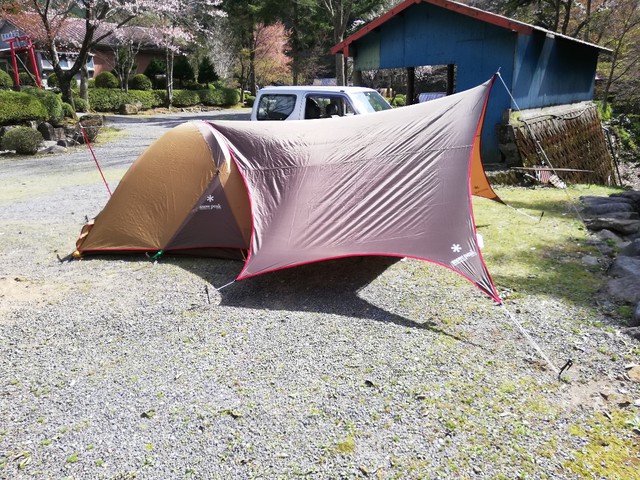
[350,91,392,113]
[256,94,297,120]
[304,95,353,119]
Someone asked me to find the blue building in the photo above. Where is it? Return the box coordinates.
[331,0,610,165]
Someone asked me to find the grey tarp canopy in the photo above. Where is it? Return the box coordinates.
[75,79,500,302]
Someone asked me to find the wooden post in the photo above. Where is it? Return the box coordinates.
[447,64,455,95]
[353,69,363,87]
[407,66,415,105]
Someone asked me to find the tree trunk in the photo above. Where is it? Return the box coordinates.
[58,73,74,107]
[80,65,89,106]
[165,49,174,107]
[335,52,345,86]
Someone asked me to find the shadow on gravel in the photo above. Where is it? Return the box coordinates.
[172,255,478,344]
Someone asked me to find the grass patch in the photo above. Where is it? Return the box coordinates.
[473,185,623,304]
[93,126,128,146]
[565,409,640,479]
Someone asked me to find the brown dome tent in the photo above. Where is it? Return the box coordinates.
[75,78,501,302]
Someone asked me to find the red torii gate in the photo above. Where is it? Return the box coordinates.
[6,34,41,88]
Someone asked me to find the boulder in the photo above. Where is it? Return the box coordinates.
[37,122,54,141]
[585,218,640,235]
[119,103,139,115]
[580,195,637,207]
[632,302,640,328]
[597,229,627,248]
[78,114,103,143]
[582,202,635,217]
[37,145,68,155]
[611,191,640,210]
[607,256,640,303]
[622,326,640,341]
[620,239,640,257]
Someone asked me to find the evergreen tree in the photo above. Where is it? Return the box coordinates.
[198,56,219,86]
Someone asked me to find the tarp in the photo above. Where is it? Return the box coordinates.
[76,78,501,302]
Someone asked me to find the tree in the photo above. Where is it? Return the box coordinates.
[197,56,219,86]
[4,0,154,105]
[253,21,292,87]
[320,0,387,85]
[173,55,195,87]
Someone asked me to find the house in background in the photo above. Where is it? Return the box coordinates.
[0,13,163,86]
[332,0,613,180]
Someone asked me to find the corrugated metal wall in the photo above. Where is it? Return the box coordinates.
[351,2,600,165]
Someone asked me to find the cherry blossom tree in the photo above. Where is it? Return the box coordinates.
[5,0,155,105]
[253,21,292,87]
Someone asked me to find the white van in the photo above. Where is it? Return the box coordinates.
[250,86,392,121]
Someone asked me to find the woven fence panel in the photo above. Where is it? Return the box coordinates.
[512,105,613,184]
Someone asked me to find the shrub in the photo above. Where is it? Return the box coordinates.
[46,72,58,88]
[88,79,96,88]
[172,89,199,107]
[62,102,75,118]
[0,69,13,89]
[245,95,256,107]
[129,74,152,91]
[1,126,43,154]
[19,72,36,86]
[0,90,48,125]
[392,94,406,107]
[183,80,204,90]
[23,87,64,125]
[95,71,119,89]
[221,86,240,106]
[74,97,88,113]
[198,88,225,106]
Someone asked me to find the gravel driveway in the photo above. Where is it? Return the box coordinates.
[1,110,639,479]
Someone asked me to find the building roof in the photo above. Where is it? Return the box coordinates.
[1,13,161,50]
[331,0,611,56]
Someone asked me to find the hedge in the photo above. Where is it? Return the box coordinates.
[23,87,64,125]
[0,90,48,125]
[0,69,13,89]
[62,102,75,118]
[88,88,165,111]
[172,89,200,107]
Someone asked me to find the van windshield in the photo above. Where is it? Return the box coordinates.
[349,91,392,113]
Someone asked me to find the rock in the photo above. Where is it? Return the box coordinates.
[607,256,640,302]
[622,327,640,341]
[632,302,640,328]
[119,103,139,115]
[589,211,640,221]
[597,229,627,247]
[78,114,103,142]
[609,255,640,278]
[611,191,640,210]
[585,218,640,235]
[628,366,640,383]
[37,122,54,141]
[620,239,640,257]
[37,145,68,155]
[581,195,637,207]
[57,138,78,147]
[52,127,66,142]
[582,203,635,217]
[581,255,599,267]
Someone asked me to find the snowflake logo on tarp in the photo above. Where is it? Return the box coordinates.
[206,195,215,202]
[451,244,462,253]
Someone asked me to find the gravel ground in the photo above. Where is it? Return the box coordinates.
[1,111,639,479]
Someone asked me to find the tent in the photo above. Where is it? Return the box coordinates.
[75,78,501,302]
